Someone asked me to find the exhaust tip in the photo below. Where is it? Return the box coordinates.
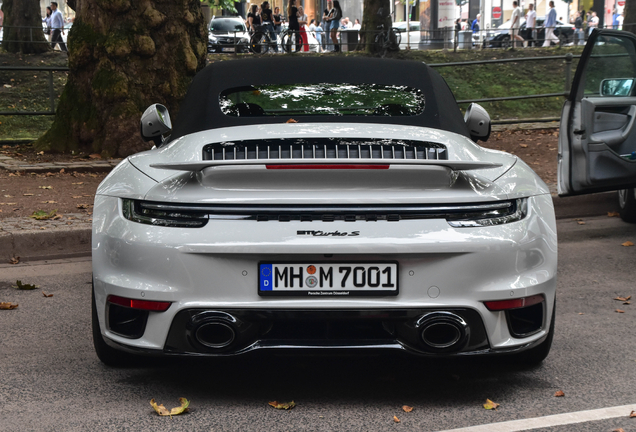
[415,312,469,353]
[195,322,236,348]
[421,322,462,349]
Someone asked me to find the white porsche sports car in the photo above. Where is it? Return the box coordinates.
[92,57,557,366]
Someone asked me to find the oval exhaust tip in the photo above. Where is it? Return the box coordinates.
[421,322,462,349]
[195,322,236,348]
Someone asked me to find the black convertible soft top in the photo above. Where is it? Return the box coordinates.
[170,57,470,141]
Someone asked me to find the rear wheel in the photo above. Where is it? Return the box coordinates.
[500,35,511,48]
[92,284,138,367]
[618,188,636,223]
[250,32,270,54]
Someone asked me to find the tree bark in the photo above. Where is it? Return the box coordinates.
[624,1,635,35]
[1,0,50,54]
[356,0,391,52]
[35,0,207,157]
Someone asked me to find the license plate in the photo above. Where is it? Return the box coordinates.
[259,263,398,296]
[222,47,235,52]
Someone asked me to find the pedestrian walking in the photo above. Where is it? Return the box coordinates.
[542,1,559,47]
[510,1,524,48]
[43,6,53,43]
[574,11,584,45]
[50,2,67,52]
[525,4,536,47]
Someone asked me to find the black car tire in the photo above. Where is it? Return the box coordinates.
[92,283,139,367]
[558,33,567,46]
[618,188,636,223]
[510,301,555,366]
[501,35,511,49]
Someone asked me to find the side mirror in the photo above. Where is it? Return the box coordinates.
[600,78,635,97]
[464,103,491,142]
[140,104,172,146]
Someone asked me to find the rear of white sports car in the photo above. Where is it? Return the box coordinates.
[91,57,557,365]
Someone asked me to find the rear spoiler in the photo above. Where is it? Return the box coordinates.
[150,159,502,171]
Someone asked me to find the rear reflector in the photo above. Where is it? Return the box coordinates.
[484,294,544,311]
[266,164,390,170]
[107,295,172,312]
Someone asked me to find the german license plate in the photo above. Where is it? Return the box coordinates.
[258,263,398,296]
[222,47,235,52]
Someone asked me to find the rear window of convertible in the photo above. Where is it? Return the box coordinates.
[219,84,425,117]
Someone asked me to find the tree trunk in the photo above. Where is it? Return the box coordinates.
[35,0,207,157]
[356,0,391,52]
[1,0,49,54]
[625,1,635,35]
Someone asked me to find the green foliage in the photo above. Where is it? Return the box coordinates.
[201,0,236,14]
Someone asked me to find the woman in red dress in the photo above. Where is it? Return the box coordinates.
[298,5,309,51]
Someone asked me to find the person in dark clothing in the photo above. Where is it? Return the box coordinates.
[247,3,262,34]
[288,0,299,32]
[261,1,278,52]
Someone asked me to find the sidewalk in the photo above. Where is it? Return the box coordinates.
[0,128,621,263]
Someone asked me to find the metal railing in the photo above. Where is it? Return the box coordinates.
[0,66,69,115]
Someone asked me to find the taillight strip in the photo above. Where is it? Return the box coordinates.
[266,164,390,170]
[107,295,172,312]
[484,294,544,311]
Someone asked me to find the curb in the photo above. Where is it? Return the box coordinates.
[0,155,121,174]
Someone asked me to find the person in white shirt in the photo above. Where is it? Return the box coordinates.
[525,3,536,47]
[617,12,624,30]
[510,1,524,48]
[542,1,558,47]
[50,2,67,52]
[588,11,599,36]
[352,18,361,30]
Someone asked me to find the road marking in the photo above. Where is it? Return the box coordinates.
[438,403,636,432]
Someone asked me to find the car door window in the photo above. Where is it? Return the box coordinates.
[582,35,636,97]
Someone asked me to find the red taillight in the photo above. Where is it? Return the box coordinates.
[107,295,172,312]
[266,164,390,170]
[484,294,544,311]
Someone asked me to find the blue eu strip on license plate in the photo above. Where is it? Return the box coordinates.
[259,263,398,296]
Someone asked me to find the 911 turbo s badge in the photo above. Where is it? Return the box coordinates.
[297,230,360,237]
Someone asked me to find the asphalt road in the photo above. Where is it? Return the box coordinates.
[1,215,636,431]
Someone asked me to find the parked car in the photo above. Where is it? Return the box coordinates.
[479,17,575,48]
[392,21,420,49]
[92,57,557,367]
[558,29,636,222]
[208,16,250,53]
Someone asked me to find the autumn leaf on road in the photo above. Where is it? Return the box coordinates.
[77,204,91,209]
[150,398,190,416]
[0,302,18,310]
[577,221,586,225]
[614,296,632,302]
[615,309,625,313]
[42,292,53,298]
[38,186,52,189]
[483,399,500,410]
[608,212,620,217]
[9,255,19,265]
[30,209,57,220]
[286,119,298,123]
[402,405,414,413]
[13,280,38,290]
[612,429,625,432]
[554,390,565,397]
[622,241,634,247]
[393,416,400,423]
[268,401,295,410]
[630,410,636,418]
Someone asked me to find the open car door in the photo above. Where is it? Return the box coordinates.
[558,30,636,197]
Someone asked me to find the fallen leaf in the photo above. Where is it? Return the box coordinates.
[0,302,18,310]
[622,241,634,247]
[60,168,65,174]
[150,398,190,416]
[37,151,44,155]
[393,416,400,423]
[89,153,101,159]
[483,399,499,410]
[615,296,632,302]
[402,405,414,413]
[519,144,528,148]
[72,182,84,185]
[42,291,53,298]
[23,193,34,196]
[624,301,631,305]
[77,204,90,209]
[41,201,57,204]
[268,401,296,410]
[38,186,52,189]
[629,410,636,418]
[554,390,565,397]
[13,280,38,290]
[30,209,57,220]
[72,196,83,198]
[613,429,626,432]
[577,221,586,225]
[616,309,625,313]
[9,256,19,265]
[608,212,620,217]
[286,118,298,123]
